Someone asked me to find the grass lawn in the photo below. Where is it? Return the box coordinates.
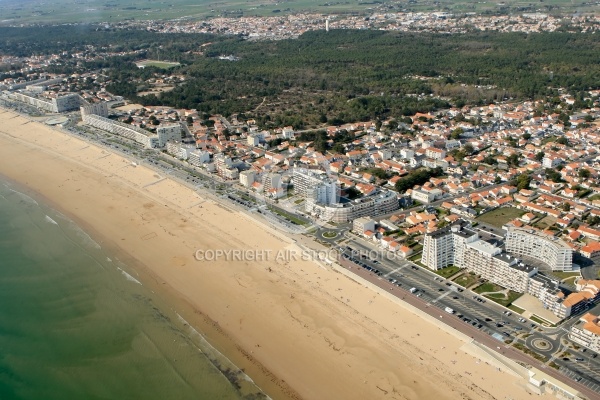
[434,266,463,278]
[136,60,180,69]
[508,304,525,314]
[531,315,551,325]
[550,271,580,280]
[294,198,304,204]
[563,276,578,285]
[474,282,505,294]
[268,207,307,225]
[453,273,479,288]
[513,342,548,362]
[476,207,525,228]
[322,231,337,238]
[408,254,422,262]
[484,290,522,307]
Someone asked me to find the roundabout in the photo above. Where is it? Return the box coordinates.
[530,338,554,352]
[322,230,338,239]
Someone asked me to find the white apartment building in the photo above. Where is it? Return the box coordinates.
[505,226,573,271]
[411,188,442,204]
[10,92,83,113]
[463,240,537,294]
[239,170,256,188]
[262,173,282,193]
[423,221,577,319]
[157,124,183,147]
[425,147,446,160]
[307,190,399,223]
[247,134,260,146]
[82,114,159,148]
[353,216,376,234]
[80,102,109,118]
[569,313,600,353]
[421,221,478,270]
[188,150,210,166]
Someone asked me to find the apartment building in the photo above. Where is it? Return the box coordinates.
[80,101,109,118]
[421,221,478,270]
[188,149,210,166]
[293,168,339,204]
[505,226,573,271]
[157,123,184,147]
[569,313,600,353]
[214,154,239,180]
[82,114,159,148]
[10,92,84,113]
[239,170,256,188]
[353,216,375,234]
[463,240,537,294]
[422,220,577,319]
[307,190,399,223]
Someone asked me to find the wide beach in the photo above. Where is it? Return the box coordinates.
[0,107,551,400]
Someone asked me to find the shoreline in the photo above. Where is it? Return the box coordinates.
[0,106,554,400]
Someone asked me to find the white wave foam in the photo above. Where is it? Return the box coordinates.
[44,215,58,225]
[175,312,269,397]
[6,187,38,206]
[117,267,142,285]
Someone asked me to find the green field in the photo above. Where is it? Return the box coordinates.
[136,60,180,69]
[0,0,597,25]
[476,207,525,228]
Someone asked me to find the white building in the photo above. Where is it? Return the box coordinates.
[505,226,573,271]
[463,241,537,294]
[411,188,442,204]
[82,114,158,148]
[188,150,210,166]
[293,168,339,204]
[353,216,375,234]
[307,190,398,223]
[569,313,600,353]
[80,102,108,118]
[247,134,260,146]
[157,123,183,147]
[240,170,256,187]
[421,221,479,270]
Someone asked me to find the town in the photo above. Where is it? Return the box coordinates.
[3,23,600,398]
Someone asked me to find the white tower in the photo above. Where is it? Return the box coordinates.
[326,18,329,32]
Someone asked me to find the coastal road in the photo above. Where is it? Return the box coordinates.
[338,258,600,400]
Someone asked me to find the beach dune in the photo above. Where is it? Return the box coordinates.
[0,108,551,400]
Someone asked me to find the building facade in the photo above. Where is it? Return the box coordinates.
[569,313,600,353]
[505,226,573,271]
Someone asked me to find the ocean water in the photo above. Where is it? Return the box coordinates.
[0,180,265,400]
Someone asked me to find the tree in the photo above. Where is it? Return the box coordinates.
[450,127,464,140]
[516,173,531,190]
[507,153,520,167]
[186,116,194,125]
[463,144,474,155]
[522,133,531,140]
[578,168,591,179]
[563,202,571,212]
[535,151,545,161]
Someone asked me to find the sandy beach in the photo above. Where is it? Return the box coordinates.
[0,107,554,400]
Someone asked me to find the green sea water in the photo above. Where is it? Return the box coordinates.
[0,180,265,400]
